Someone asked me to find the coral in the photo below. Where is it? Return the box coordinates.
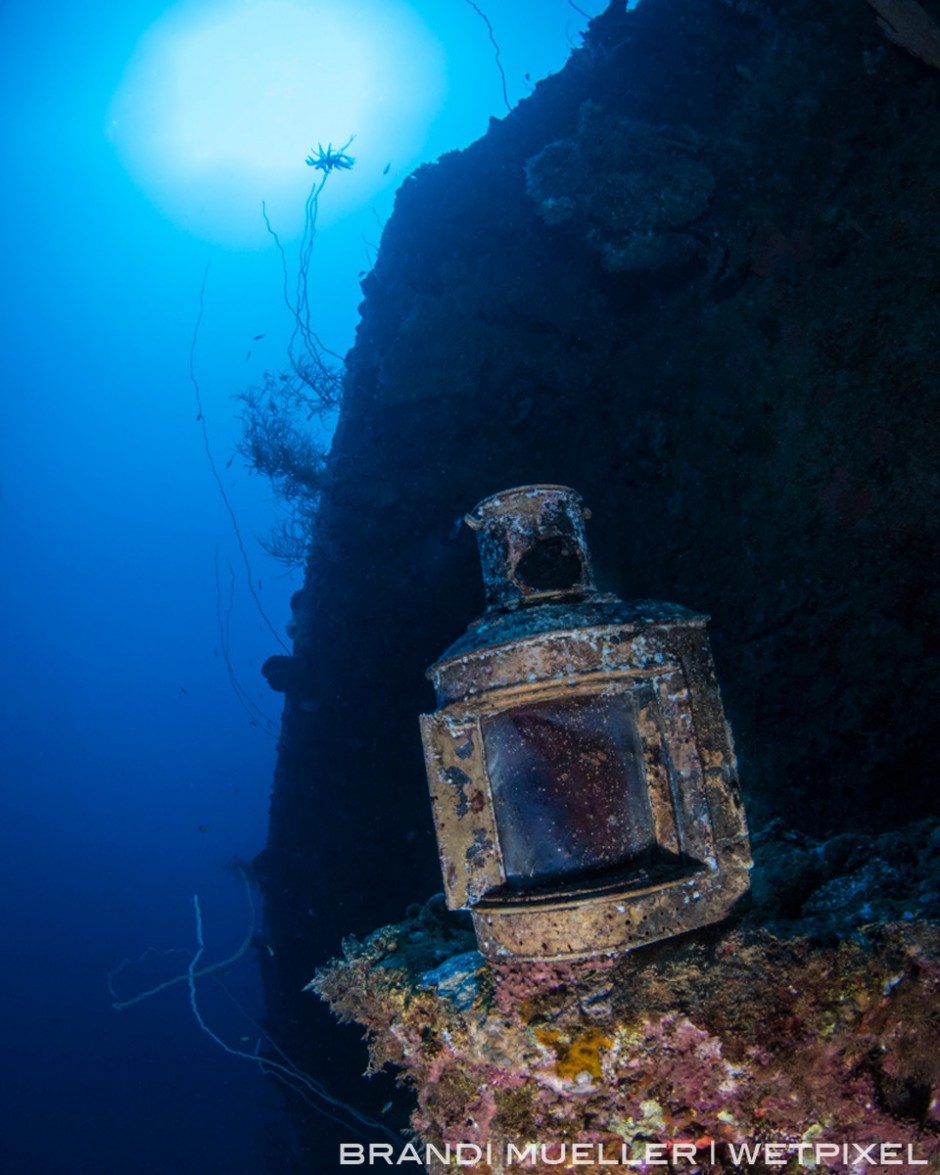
[234,367,337,564]
[750,817,940,939]
[534,1027,612,1083]
[524,102,715,272]
[313,891,940,1175]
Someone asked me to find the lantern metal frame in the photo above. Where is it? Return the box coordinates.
[420,487,751,961]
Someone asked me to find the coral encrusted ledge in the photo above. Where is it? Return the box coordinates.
[311,898,940,1174]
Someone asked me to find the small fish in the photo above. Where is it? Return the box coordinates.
[195,412,202,421]
[180,686,188,694]
[245,350,251,361]
[380,1100,393,1115]
[198,824,208,833]
[382,162,391,175]
[225,457,233,469]
[252,333,265,341]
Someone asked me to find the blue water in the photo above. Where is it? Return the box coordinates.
[0,0,607,1169]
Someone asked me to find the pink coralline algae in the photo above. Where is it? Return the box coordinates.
[312,905,940,1175]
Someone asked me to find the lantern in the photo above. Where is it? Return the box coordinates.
[420,486,751,961]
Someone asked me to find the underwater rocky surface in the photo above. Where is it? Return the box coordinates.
[313,820,940,1172]
[315,920,940,1173]
[255,0,940,1161]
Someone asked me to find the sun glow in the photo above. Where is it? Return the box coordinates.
[109,0,445,244]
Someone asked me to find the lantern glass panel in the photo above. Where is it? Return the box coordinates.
[482,692,655,887]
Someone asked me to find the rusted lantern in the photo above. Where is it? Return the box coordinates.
[420,485,751,961]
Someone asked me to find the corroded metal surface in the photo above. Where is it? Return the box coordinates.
[464,485,595,610]
[471,866,751,961]
[420,710,506,907]
[421,486,751,961]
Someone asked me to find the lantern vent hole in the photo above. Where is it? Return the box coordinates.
[515,535,584,595]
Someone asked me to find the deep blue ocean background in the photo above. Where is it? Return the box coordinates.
[0,1,609,1170]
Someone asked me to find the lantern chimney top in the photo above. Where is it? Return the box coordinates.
[464,484,596,611]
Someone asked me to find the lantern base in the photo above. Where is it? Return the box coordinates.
[470,864,751,961]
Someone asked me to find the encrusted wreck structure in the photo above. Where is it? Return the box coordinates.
[314,901,940,1174]
[254,0,940,1166]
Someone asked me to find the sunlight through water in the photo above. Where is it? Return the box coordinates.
[108,0,446,244]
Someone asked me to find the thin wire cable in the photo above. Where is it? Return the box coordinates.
[110,866,256,1010]
[461,0,512,113]
[188,893,399,1144]
[189,263,289,655]
[214,548,279,737]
